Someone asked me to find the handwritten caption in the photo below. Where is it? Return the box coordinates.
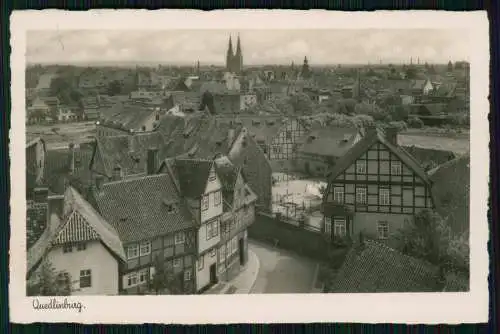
[32,298,85,313]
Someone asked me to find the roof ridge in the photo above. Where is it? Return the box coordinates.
[103,173,165,186]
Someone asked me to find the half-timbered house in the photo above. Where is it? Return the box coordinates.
[322,127,434,241]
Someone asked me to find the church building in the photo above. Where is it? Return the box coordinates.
[226,35,243,74]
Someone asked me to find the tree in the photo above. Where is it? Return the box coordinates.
[107,80,123,96]
[405,66,418,80]
[408,116,424,128]
[287,93,314,115]
[148,255,184,295]
[335,98,357,115]
[27,260,72,296]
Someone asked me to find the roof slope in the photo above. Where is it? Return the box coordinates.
[331,240,440,292]
[327,128,430,184]
[428,153,470,235]
[58,187,126,261]
[170,159,213,199]
[93,174,196,243]
[298,127,360,157]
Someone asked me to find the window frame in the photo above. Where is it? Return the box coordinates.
[201,195,209,211]
[377,221,389,239]
[184,270,191,281]
[139,270,148,284]
[324,217,332,234]
[127,244,139,259]
[174,231,185,245]
[219,246,226,264]
[379,188,390,206]
[333,219,347,237]
[79,269,92,288]
[210,248,216,258]
[356,187,367,204]
[356,160,367,174]
[139,241,151,256]
[391,161,402,175]
[333,187,344,203]
[214,191,222,206]
[127,272,138,287]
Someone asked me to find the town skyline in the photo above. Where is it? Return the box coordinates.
[27,29,470,66]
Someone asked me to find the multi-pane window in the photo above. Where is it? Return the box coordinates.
[139,270,148,283]
[356,187,367,204]
[201,195,209,211]
[63,244,73,253]
[127,272,138,287]
[391,161,402,175]
[379,188,390,206]
[139,241,151,256]
[174,232,185,245]
[219,246,226,264]
[127,244,139,259]
[210,249,216,257]
[334,219,347,237]
[79,269,92,288]
[173,258,181,267]
[333,187,344,203]
[377,221,389,239]
[324,217,332,235]
[214,191,222,206]
[356,160,366,174]
[206,219,219,240]
[231,237,238,255]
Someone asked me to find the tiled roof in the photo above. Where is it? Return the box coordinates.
[93,174,196,243]
[170,159,213,199]
[217,115,284,145]
[298,127,360,158]
[331,240,440,292]
[27,213,61,276]
[428,153,470,235]
[95,132,164,178]
[327,128,431,184]
[26,201,48,249]
[54,187,126,261]
[402,146,456,171]
[99,102,159,131]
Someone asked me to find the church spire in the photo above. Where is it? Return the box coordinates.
[227,36,234,56]
[236,34,242,55]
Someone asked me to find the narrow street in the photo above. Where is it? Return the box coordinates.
[249,240,318,294]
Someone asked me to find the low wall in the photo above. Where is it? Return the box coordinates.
[248,211,333,261]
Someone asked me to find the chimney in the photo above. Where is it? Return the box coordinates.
[33,187,49,204]
[147,148,159,175]
[227,128,235,148]
[385,126,398,145]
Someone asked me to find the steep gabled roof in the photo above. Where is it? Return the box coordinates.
[93,174,196,243]
[331,240,440,292]
[214,157,240,208]
[170,159,213,199]
[298,127,360,158]
[327,128,431,184]
[55,187,126,261]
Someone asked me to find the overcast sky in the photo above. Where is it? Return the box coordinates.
[26,29,469,65]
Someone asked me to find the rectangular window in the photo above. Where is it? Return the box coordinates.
[63,244,73,253]
[198,255,204,271]
[76,243,86,251]
[334,219,347,237]
[210,249,216,257]
[324,217,332,234]
[377,221,389,239]
[184,270,191,281]
[356,160,367,174]
[139,270,148,283]
[219,246,226,264]
[140,241,151,256]
[231,237,238,255]
[173,258,181,267]
[379,188,390,206]
[206,219,219,240]
[127,244,139,259]
[333,187,344,203]
[356,187,367,204]
[214,191,222,206]
[174,232,185,245]
[202,195,209,211]
[79,269,92,288]
[391,161,402,175]
[286,131,292,139]
[127,272,138,287]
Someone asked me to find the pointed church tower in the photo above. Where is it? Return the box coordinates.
[226,36,234,72]
[235,34,243,73]
[302,56,311,78]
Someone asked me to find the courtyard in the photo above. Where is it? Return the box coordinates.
[249,240,318,294]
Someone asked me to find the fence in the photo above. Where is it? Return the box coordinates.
[248,211,333,261]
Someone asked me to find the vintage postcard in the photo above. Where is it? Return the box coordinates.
[10,10,489,324]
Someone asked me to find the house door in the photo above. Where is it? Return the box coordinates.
[239,238,246,265]
[209,264,218,284]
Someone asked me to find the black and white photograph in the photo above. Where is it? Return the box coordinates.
[10,10,489,324]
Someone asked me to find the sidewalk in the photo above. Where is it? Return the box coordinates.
[204,250,260,294]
